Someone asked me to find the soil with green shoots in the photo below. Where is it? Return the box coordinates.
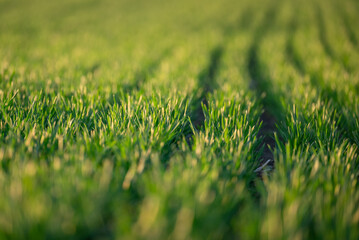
[1,0,359,239]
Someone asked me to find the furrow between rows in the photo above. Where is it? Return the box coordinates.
[246,3,283,173]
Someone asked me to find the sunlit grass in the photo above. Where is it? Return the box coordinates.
[0,0,359,239]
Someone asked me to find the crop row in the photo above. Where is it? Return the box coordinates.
[0,0,358,239]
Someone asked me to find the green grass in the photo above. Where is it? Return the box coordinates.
[0,0,359,239]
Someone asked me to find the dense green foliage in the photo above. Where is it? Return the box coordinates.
[0,0,359,239]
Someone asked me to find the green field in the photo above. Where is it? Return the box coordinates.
[1,0,359,239]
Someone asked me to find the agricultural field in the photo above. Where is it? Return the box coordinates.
[0,0,359,239]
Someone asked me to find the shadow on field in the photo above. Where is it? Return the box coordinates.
[285,18,306,76]
[315,5,335,62]
[246,3,284,173]
[186,46,223,147]
[335,3,359,50]
[314,3,352,73]
[159,46,223,163]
